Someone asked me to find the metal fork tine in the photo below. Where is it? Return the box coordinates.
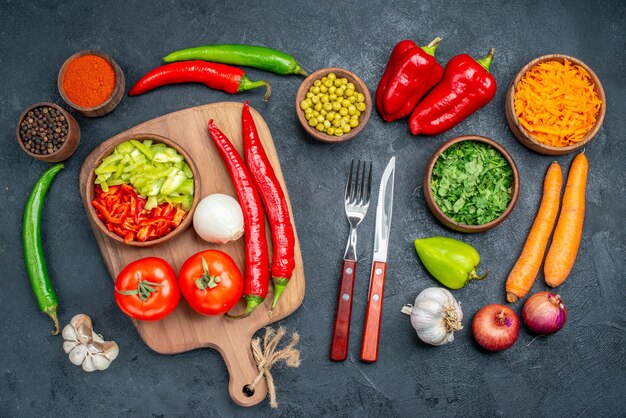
[355,160,363,204]
[345,159,355,203]
[365,161,373,205]
[358,161,368,205]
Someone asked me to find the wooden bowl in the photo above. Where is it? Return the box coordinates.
[16,102,80,163]
[84,133,201,247]
[295,67,372,143]
[505,54,606,155]
[58,50,125,117]
[423,135,520,233]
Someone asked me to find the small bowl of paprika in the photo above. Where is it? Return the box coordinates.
[58,50,125,117]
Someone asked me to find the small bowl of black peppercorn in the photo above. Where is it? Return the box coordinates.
[16,102,80,162]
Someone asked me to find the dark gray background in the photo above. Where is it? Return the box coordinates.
[1,0,624,416]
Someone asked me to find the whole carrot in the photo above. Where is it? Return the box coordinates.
[506,162,562,302]
[544,152,588,287]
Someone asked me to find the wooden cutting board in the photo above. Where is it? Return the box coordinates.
[79,102,305,407]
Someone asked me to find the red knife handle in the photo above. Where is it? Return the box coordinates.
[360,261,387,363]
[330,259,357,361]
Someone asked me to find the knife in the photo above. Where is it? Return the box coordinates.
[360,156,395,363]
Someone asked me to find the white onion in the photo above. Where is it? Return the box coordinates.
[193,194,244,244]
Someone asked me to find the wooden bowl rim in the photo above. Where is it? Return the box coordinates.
[85,133,201,247]
[506,53,606,154]
[424,135,520,233]
[57,50,125,112]
[295,67,372,143]
[16,102,78,160]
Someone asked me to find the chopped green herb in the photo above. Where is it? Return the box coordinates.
[431,141,513,225]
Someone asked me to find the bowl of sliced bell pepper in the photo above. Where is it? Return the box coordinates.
[84,133,200,247]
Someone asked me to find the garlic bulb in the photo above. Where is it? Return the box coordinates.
[193,194,244,244]
[62,314,119,372]
[401,287,463,346]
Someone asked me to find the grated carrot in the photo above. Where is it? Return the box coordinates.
[513,60,602,147]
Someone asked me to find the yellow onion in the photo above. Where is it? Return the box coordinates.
[522,291,567,334]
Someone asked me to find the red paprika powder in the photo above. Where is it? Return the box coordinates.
[62,55,116,108]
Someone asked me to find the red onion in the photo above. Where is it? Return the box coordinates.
[522,291,567,334]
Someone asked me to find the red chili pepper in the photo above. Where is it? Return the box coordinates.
[376,38,444,122]
[409,48,497,135]
[207,120,270,319]
[241,101,295,314]
[128,61,272,101]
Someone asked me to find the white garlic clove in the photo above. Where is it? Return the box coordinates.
[63,341,79,354]
[76,325,93,345]
[102,341,119,362]
[69,345,87,365]
[70,314,93,330]
[62,323,78,341]
[91,353,112,370]
[92,332,105,344]
[82,355,96,372]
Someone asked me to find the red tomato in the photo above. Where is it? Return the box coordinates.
[114,257,180,321]
[178,250,244,316]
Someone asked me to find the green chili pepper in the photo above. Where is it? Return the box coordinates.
[162,44,309,76]
[23,164,63,335]
[414,237,488,289]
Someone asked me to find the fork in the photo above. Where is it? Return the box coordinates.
[330,159,372,361]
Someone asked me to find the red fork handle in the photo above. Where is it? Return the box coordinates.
[330,259,357,361]
[360,261,387,363]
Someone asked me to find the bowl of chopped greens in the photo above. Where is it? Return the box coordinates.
[424,135,519,233]
[85,133,200,246]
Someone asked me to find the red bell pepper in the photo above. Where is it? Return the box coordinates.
[409,48,497,136]
[376,38,444,122]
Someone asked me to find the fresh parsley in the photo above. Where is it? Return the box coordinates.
[431,141,513,225]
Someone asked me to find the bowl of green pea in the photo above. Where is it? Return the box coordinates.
[296,68,372,143]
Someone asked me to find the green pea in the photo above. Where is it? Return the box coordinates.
[311,86,321,94]
[345,88,355,97]
[321,95,329,103]
[341,116,350,123]
[335,127,344,136]
[332,119,341,127]
[320,109,327,116]
[336,88,345,97]
[314,102,323,111]
[334,79,342,87]
[305,113,313,121]
[311,95,320,104]
[326,111,335,120]
[323,120,331,129]
[350,117,359,127]
[332,102,342,111]
[317,115,325,123]
[354,110,361,117]
[300,100,311,110]
[305,107,313,115]
[306,92,314,99]
[356,93,365,103]
[346,82,355,90]
[316,123,325,132]
[341,99,350,108]
[321,85,329,93]
[348,105,356,116]
[340,119,347,128]
[334,113,342,120]
[311,110,319,117]
[341,78,348,85]
[324,79,333,88]
[327,72,337,81]
[328,86,336,94]
[339,108,348,116]
[343,124,352,133]
[314,80,321,87]
[348,96,356,103]
[308,118,317,127]
[356,102,366,112]
[327,127,335,135]
[323,102,333,112]
[329,94,337,101]
[321,76,328,83]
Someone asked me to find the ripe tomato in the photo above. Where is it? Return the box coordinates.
[114,257,180,321]
[178,250,243,316]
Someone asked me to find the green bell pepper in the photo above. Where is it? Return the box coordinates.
[414,237,488,289]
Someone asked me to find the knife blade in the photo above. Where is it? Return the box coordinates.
[360,156,395,362]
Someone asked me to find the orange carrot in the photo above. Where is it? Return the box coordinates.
[544,152,588,287]
[506,162,563,302]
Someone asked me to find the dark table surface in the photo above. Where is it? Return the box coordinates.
[2,0,625,416]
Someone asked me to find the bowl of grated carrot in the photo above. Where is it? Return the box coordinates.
[505,54,605,155]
